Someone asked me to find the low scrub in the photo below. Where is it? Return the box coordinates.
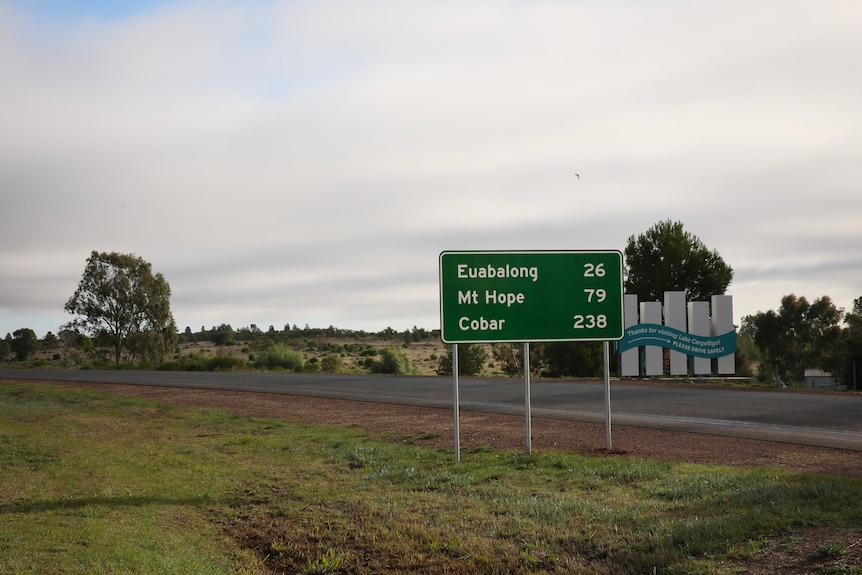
[157,352,244,372]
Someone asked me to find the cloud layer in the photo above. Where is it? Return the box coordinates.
[2,0,861,336]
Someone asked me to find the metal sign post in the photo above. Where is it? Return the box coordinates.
[524,342,531,454]
[439,250,624,460]
[604,340,612,451]
[453,344,460,463]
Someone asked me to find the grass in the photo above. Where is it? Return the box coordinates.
[1,382,861,574]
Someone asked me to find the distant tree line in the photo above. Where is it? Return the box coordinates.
[1,321,433,377]
[176,323,437,348]
[3,224,861,388]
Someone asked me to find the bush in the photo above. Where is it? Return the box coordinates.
[157,353,243,372]
[371,347,416,375]
[302,359,321,373]
[207,355,243,372]
[253,344,304,371]
[320,354,344,374]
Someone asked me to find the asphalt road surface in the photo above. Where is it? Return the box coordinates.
[2,369,860,450]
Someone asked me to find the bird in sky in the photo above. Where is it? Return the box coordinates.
[575,173,580,179]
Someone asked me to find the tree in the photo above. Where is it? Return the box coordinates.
[538,342,604,378]
[10,328,39,361]
[624,220,733,301]
[491,343,546,377]
[42,331,59,349]
[745,294,844,383]
[436,343,488,376]
[64,251,177,365]
[209,324,235,346]
[843,297,862,390]
[486,342,603,378]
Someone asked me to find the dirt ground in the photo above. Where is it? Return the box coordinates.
[64,380,862,479]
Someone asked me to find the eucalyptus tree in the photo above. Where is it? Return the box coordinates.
[64,251,176,365]
[745,294,844,383]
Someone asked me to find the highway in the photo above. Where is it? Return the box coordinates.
[2,369,861,450]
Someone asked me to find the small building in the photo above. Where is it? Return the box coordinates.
[803,369,844,391]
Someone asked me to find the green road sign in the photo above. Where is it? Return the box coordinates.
[439,250,624,343]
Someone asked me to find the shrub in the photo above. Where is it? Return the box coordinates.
[302,359,321,373]
[157,352,243,372]
[371,347,416,375]
[436,344,487,376]
[207,355,243,372]
[320,354,344,374]
[253,344,304,371]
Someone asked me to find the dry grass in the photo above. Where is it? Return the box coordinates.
[4,381,862,575]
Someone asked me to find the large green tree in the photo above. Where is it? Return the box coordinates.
[64,251,176,365]
[624,220,733,301]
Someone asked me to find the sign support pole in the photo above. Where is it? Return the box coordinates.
[453,344,460,463]
[604,340,612,451]
[524,342,532,454]
[439,250,625,461]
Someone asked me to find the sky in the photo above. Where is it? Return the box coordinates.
[2,0,861,338]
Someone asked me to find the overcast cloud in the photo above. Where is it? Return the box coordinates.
[2,0,861,337]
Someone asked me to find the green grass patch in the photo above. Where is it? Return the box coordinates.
[1,381,861,574]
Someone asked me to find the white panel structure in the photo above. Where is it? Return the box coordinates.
[711,295,735,374]
[687,301,711,375]
[620,292,735,378]
[640,301,663,376]
[664,291,687,375]
[621,294,640,376]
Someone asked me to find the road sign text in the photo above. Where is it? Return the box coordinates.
[440,250,624,343]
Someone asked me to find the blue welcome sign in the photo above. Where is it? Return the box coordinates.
[619,323,736,359]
